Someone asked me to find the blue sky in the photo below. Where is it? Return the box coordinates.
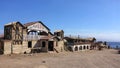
[0,0,120,42]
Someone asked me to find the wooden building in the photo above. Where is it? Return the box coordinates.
[4,22,24,45]
[0,21,104,54]
[0,21,65,54]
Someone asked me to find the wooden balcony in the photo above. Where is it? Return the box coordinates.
[23,35,49,41]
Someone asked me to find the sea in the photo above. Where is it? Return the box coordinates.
[107,42,120,48]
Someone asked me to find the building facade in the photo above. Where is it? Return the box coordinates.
[64,36,96,52]
[0,21,106,55]
[0,21,65,54]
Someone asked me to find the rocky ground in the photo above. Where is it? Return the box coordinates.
[0,49,120,68]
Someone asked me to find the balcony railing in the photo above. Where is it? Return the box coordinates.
[23,35,47,41]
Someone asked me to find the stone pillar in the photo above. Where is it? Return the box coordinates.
[85,45,87,50]
[89,46,90,50]
[79,46,82,50]
[77,45,79,51]
[81,45,83,50]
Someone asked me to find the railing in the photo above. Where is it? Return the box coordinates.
[23,35,47,41]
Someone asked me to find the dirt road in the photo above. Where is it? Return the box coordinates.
[0,49,120,68]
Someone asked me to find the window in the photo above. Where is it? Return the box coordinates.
[42,41,46,47]
[5,26,11,39]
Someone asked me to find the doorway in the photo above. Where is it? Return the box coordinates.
[48,41,54,51]
[28,41,32,48]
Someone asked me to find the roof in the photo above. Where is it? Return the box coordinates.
[64,37,73,40]
[4,21,25,28]
[5,21,24,27]
[24,22,36,27]
[24,21,50,31]
[51,36,60,39]
[54,30,64,32]
[85,37,96,41]
[40,36,50,40]
[64,37,96,41]
[64,37,83,40]
[5,21,17,26]
[49,32,53,36]
[49,36,60,41]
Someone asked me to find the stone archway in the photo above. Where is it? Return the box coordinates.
[75,46,78,51]
[79,46,82,50]
[87,46,89,49]
[83,46,86,50]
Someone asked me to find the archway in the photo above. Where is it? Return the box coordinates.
[87,46,89,49]
[75,46,78,51]
[79,46,82,50]
[83,46,86,50]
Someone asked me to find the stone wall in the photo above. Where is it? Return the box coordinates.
[40,40,48,52]
[3,41,12,54]
[21,41,31,53]
[54,41,65,52]
[3,41,31,54]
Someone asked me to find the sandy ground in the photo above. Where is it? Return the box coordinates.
[0,49,120,68]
